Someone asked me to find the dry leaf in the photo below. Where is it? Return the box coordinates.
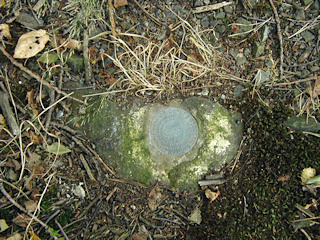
[14,29,49,59]
[0,219,9,232]
[29,230,41,240]
[26,130,42,144]
[301,167,316,183]
[24,176,34,191]
[60,38,82,50]
[4,159,21,171]
[205,188,220,203]
[131,232,148,240]
[0,23,12,40]
[26,152,41,170]
[25,200,38,213]
[27,89,39,116]
[278,174,290,182]
[188,207,202,224]
[7,233,23,240]
[46,142,71,155]
[313,78,320,97]
[148,183,162,211]
[114,0,128,8]
[12,213,33,227]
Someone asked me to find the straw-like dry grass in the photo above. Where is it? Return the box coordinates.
[85,14,243,99]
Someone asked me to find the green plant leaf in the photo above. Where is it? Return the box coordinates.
[0,219,9,232]
[38,52,59,64]
[46,142,71,155]
[306,175,320,185]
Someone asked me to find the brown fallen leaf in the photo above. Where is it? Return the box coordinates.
[114,0,128,8]
[0,23,12,40]
[14,29,49,59]
[12,213,33,227]
[7,233,23,240]
[26,151,41,170]
[205,188,220,203]
[4,159,21,171]
[313,78,320,97]
[278,174,291,182]
[26,130,42,144]
[27,89,39,116]
[131,232,148,240]
[29,230,41,240]
[25,200,38,213]
[60,38,82,50]
[148,183,162,211]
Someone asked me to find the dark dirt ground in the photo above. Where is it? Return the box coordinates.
[1,0,320,239]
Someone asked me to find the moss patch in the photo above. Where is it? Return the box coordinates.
[187,93,320,239]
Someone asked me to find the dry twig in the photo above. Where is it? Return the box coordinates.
[133,0,162,26]
[108,0,117,38]
[0,45,87,105]
[269,0,284,80]
[0,180,59,239]
[0,91,19,135]
[192,1,233,14]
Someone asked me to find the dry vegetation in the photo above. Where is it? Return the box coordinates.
[1,0,320,239]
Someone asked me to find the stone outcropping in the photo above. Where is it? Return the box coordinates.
[74,97,243,191]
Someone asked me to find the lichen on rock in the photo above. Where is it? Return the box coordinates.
[73,97,243,192]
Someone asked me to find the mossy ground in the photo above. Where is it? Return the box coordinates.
[187,90,320,239]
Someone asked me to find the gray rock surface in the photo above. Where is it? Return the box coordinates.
[73,97,243,191]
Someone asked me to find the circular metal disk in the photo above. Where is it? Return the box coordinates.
[149,107,198,156]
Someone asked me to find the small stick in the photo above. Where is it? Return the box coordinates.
[83,29,92,84]
[192,1,233,14]
[44,88,55,130]
[71,135,116,176]
[106,186,118,201]
[108,0,117,38]
[79,154,96,181]
[0,180,59,239]
[55,219,70,240]
[198,179,227,187]
[133,0,162,26]
[0,45,87,105]
[269,0,284,80]
[0,91,20,135]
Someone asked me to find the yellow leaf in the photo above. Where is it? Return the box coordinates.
[0,23,12,40]
[0,219,9,232]
[29,230,41,240]
[7,233,23,240]
[205,188,220,203]
[301,167,316,183]
[14,29,49,59]
[46,142,71,155]
[114,0,128,8]
[0,114,5,131]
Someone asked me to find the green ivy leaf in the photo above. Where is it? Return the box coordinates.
[38,52,59,64]
[46,142,71,155]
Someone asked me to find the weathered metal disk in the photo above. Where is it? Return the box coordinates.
[149,107,198,156]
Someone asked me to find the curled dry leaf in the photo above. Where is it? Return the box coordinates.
[301,167,316,183]
[313,78,320,97]
[14,29,49,59]
[4,159,21,171]
[148,183,162,211]
[60,38,82,50]
[24,200,38,213]
[114,0,128,8]
[6,233,23,240]
[0,23,12,40]
[12,213,33,227]
[0,219,9,232]
[205,188,220,203]
[131,232,148,240]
